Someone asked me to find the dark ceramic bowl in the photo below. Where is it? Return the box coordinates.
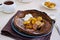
[12,10,55,38]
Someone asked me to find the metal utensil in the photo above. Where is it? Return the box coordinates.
[50,15,60,35]
[54,23,60,35]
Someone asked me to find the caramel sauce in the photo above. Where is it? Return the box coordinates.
[4,1,14,5]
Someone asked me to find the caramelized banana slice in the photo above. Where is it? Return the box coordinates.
[31,18,37,24]
[23,21,30,24]
[32,20,36,24]
[37,16,42,21]
[49,3,56,8]
[44,1,56,8]
[39,22,45,27]
[35,21,41,25]
[32,18,37,21]
[44,1,50,7]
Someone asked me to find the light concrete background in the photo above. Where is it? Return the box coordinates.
[0,0,60,40]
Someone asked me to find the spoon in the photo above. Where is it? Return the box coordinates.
[49,15,60,35]
[54,23,60,35]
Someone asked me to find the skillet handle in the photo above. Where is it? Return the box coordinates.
[51,19,55,24]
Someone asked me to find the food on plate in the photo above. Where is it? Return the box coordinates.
[14,10,52,36]
[44,1,56,8]
[23,16,45,31]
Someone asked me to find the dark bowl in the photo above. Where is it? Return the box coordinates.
[13,10,55,37]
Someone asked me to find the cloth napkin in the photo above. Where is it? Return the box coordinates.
[1,11,51,40]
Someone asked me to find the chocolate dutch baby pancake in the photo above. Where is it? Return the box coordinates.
[13,10,53,36]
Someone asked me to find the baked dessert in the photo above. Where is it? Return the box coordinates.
[13,10,53,36]
[44,1,56,8]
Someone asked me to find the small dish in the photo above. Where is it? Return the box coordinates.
[42,1,56,9]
